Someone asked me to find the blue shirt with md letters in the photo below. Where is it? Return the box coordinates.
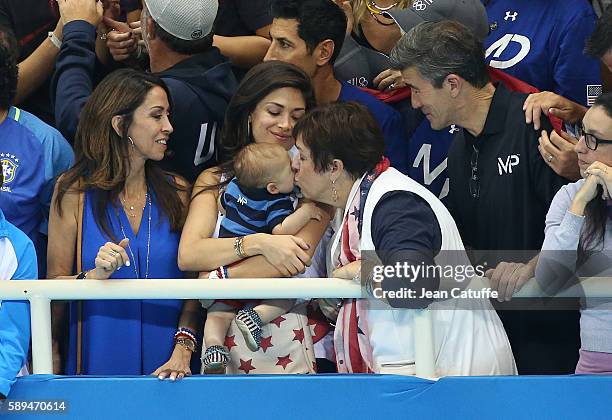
[483,0,601,106]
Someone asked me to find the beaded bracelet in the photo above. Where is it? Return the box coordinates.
[174,327,197,343]
[211,266,229,280]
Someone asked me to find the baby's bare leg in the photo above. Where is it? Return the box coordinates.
[204,302,237,347]
[253,299,296,324]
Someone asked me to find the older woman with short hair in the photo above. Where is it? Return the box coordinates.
[292,101,516,375]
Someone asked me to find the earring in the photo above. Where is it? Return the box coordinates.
[331,178,338,202]
[128,136,135,147]
[247,116,252,140]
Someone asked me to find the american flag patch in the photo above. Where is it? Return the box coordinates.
[587,84,603,106]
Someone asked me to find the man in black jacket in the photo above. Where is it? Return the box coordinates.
[53,0,238,182]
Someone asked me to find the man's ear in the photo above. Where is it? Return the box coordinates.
[267,182,279,194]
[445,74,463,98]
[146,16,156,40]
[315,39,335,66]
[111,115,124,137]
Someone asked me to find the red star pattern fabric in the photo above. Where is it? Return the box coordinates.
[292,328,305,343]
[276,355,293,370]
[270,315,286,328]
[238,358,256,374]
[222,302,316,374]
[260,335,274,353]
[224,335,237,351]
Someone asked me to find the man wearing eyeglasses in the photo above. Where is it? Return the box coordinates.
[390,20,576,374]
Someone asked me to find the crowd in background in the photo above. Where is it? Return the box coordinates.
[1,0,612,398]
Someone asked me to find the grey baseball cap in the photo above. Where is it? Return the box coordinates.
[387,0,489,41]
[143,0,218,41]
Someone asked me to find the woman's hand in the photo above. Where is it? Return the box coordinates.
[334,0,354,36]
[88,238,130,279]
[373,69,406,91]
[248,234,311,276]
[332,260,361,280]
[585,161,612,199]
[152,345,192,381]
[570,172,603,216]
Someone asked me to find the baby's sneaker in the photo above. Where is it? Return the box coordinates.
[235,308,263,351]
[201,345,230,374]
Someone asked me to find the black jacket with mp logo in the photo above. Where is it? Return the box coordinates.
[446,84,568,253]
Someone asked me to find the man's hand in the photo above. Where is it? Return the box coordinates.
[523,91,587,130]
[104,17,139,61]
[58,0,104,27]
[538,130,580,181]
[486,261,535,302]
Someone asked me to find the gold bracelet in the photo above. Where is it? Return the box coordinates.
[234,236,247,258]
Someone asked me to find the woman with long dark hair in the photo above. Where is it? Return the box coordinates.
[47,69,191,375]
[157,61,330,375]
[537,92,612,374]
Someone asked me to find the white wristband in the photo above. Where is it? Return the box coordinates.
[48,31,62,49]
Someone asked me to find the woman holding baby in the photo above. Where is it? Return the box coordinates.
[154,61,330,377]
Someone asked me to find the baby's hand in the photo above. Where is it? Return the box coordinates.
[300,202,323,221]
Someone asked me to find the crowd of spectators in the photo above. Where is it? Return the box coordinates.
[2,0,612,398]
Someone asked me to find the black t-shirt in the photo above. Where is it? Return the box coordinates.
[446,84,568,252]
[215,0,272,37]
[0,0,59,124]
[215,0,272,80]
[371,190,442,309]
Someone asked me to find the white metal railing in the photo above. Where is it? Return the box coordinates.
[1,276,612,378]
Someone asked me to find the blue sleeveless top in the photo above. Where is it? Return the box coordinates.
[65,188,184,375]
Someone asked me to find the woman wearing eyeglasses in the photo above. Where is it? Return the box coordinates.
[536,92,612,374]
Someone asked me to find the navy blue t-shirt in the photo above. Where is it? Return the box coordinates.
[338,82,410,174]
[371,190,442,308]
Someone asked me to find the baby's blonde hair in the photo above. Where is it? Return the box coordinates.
[234,143,291,189]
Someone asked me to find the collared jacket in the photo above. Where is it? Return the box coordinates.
[0,208,37,397]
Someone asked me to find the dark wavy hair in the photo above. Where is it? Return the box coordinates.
[0,25,18,110]
[54,69,187,240]
[198,61,314,193]
[578,92,612,266]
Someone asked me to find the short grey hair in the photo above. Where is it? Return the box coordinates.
[390,21,489,89]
